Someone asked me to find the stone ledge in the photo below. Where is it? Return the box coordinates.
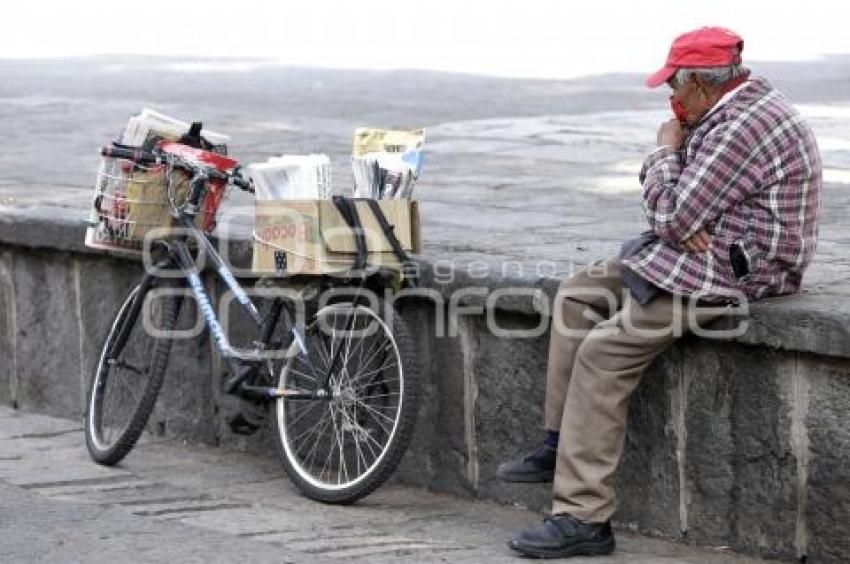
[2,211,848,562]
[4,209,848,360]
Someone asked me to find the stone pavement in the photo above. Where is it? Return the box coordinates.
[0,406,778,563]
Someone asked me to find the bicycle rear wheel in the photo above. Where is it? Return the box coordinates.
[275,299,420,504]
[85,281,181,465]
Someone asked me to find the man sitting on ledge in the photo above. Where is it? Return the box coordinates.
[500,26,821,559]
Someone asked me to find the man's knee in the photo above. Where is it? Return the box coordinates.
[555,280,617,328]
[573,328,632,376]
[559,259,617,290]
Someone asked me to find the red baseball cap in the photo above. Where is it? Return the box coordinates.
[646,27,744,88]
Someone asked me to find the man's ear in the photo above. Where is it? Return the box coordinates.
[696,75,724,99]
[691,74,704,89]
[692,75,713,100]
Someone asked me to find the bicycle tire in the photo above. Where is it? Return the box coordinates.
[274,298,420,504]
[85,282,181,465]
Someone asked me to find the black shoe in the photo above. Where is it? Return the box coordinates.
[497,443,556,482]
[508,514,615,559]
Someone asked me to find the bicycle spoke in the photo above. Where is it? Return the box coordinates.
[355,392,400,402]
[302,413,334,470]
[347,359,398,388]
[288,402,326,446]
[352,376,399,392]
[340,407,368,477]
[288,364,319,383]
[334,409,348,484]
[353,424,363,476]
[354,395,398,420]
[101,364,145,436]
[351,409,368,475]
[350,399,394,435]
[318,407,337,482]
[328,326,339,368]
[350,342,394,382]
[298,416,331,468]
[342,314,376,369]
[357,417,390,455]
[341,324,354,377]
[351,335,388,377]
[314,333,332,372]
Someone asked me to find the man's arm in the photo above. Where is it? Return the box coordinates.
[639,121,763,245]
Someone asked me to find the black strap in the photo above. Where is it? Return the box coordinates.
[331,196,368,273]
[331,196,418,285]
[364,199,410,264]
[364,199,418,287]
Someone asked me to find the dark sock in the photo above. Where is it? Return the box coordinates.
[543,430,559,449]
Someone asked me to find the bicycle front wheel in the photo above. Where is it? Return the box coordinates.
[85,281,181,465]
[275,299,420,504]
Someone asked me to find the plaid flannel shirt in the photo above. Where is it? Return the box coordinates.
[622,77,821,302]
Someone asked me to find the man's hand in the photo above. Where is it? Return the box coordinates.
[681,229,712,253]
[657,119,685,150]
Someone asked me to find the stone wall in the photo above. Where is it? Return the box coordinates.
[0,217,848,563]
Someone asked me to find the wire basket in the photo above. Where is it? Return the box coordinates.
[86,155,229,252]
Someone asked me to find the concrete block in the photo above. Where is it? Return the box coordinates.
[473,310,550,511]
[393,300,439,489]
[684,342,797,560]
[734,295,850,359]
[11,250,84,418]
[425,315,477,496]
[0,251,16,406]
[802,354,850,564]
[76,254,144,414]
[149,295,217,445]
[615,349,682,538]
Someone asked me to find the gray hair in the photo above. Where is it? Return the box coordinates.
[673,63,746,87]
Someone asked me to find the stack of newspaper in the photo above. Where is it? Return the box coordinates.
[351,128,424,199]
[248,154,332,200]
[351,152,420,199]
[121,108,230,148]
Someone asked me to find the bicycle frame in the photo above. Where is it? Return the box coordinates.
[137,171,362,403]
[88,142,418,501]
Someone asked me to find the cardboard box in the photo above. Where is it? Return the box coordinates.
[253,199,421,275]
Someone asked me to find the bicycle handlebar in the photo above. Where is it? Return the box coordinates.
[101,145,158,165]
[100,145,254,193]
[230,170,254,193]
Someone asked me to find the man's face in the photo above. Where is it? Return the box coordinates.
[667,76,711,126]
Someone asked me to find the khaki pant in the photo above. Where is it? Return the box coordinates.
[545,258,726,522]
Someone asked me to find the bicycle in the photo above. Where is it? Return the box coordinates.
[84,141,421,504]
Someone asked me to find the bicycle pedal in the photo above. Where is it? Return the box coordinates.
[227,412,262,436]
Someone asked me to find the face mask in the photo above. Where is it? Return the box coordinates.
[669,95,689,124]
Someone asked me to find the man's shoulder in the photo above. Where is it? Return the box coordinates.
[709,76,813,145]
[685,77,810,161]
[726,76,798,122]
